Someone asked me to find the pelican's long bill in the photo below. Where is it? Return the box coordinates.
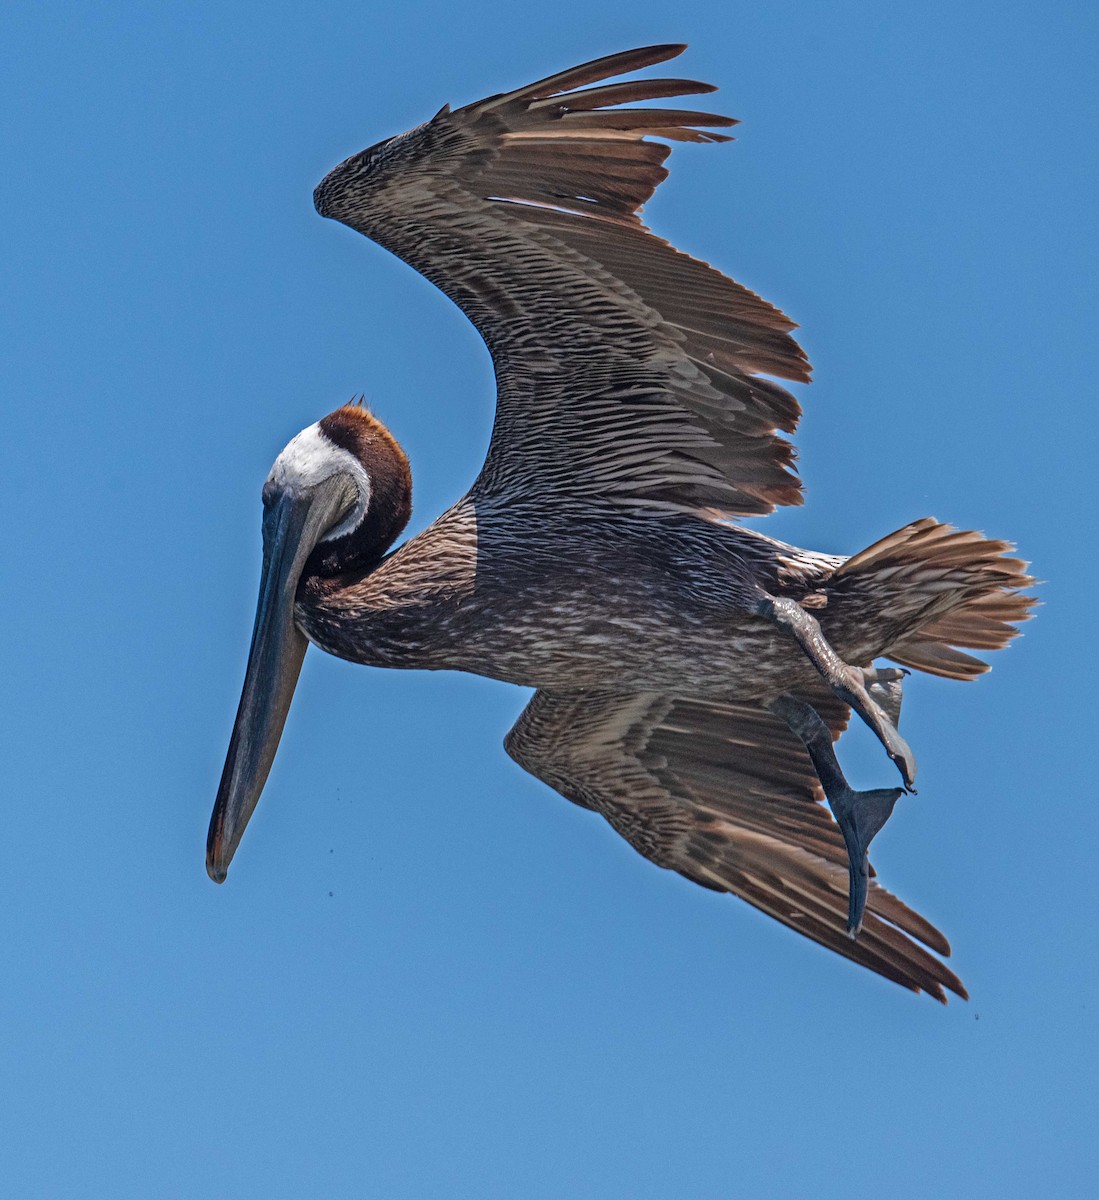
[207,476,354,882]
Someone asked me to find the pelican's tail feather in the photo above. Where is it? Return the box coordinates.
[830,518,1036,680]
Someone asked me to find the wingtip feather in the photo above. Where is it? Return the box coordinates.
[477,44,691,112]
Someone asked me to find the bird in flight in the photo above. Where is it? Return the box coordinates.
[207,45,1033,1001]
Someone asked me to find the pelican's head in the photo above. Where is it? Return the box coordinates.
[206,402,411,884]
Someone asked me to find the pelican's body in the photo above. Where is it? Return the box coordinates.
[302,502,830,686]
[209,46,1034,1002]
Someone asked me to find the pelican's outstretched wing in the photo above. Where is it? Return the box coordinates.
[505,688,967,1002]
[314,45,811,517]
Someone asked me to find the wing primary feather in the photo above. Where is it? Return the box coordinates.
[472,44,689,111]
[527,78,719,111]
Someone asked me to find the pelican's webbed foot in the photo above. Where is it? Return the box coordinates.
[769,693,904,936]
[757,595,917,790]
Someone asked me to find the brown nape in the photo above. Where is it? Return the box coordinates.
[306,403,413,578]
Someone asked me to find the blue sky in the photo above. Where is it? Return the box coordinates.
[3,2,1096,1196]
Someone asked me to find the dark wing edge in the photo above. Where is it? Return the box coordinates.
[314,45,812,517]
[505,688,967,1003]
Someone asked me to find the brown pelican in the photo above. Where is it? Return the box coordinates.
[207,45,1034,1001]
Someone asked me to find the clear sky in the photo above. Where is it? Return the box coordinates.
[3,2,1096,1196]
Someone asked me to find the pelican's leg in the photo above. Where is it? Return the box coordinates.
[756,595,917,790]
[769,693,903,936]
